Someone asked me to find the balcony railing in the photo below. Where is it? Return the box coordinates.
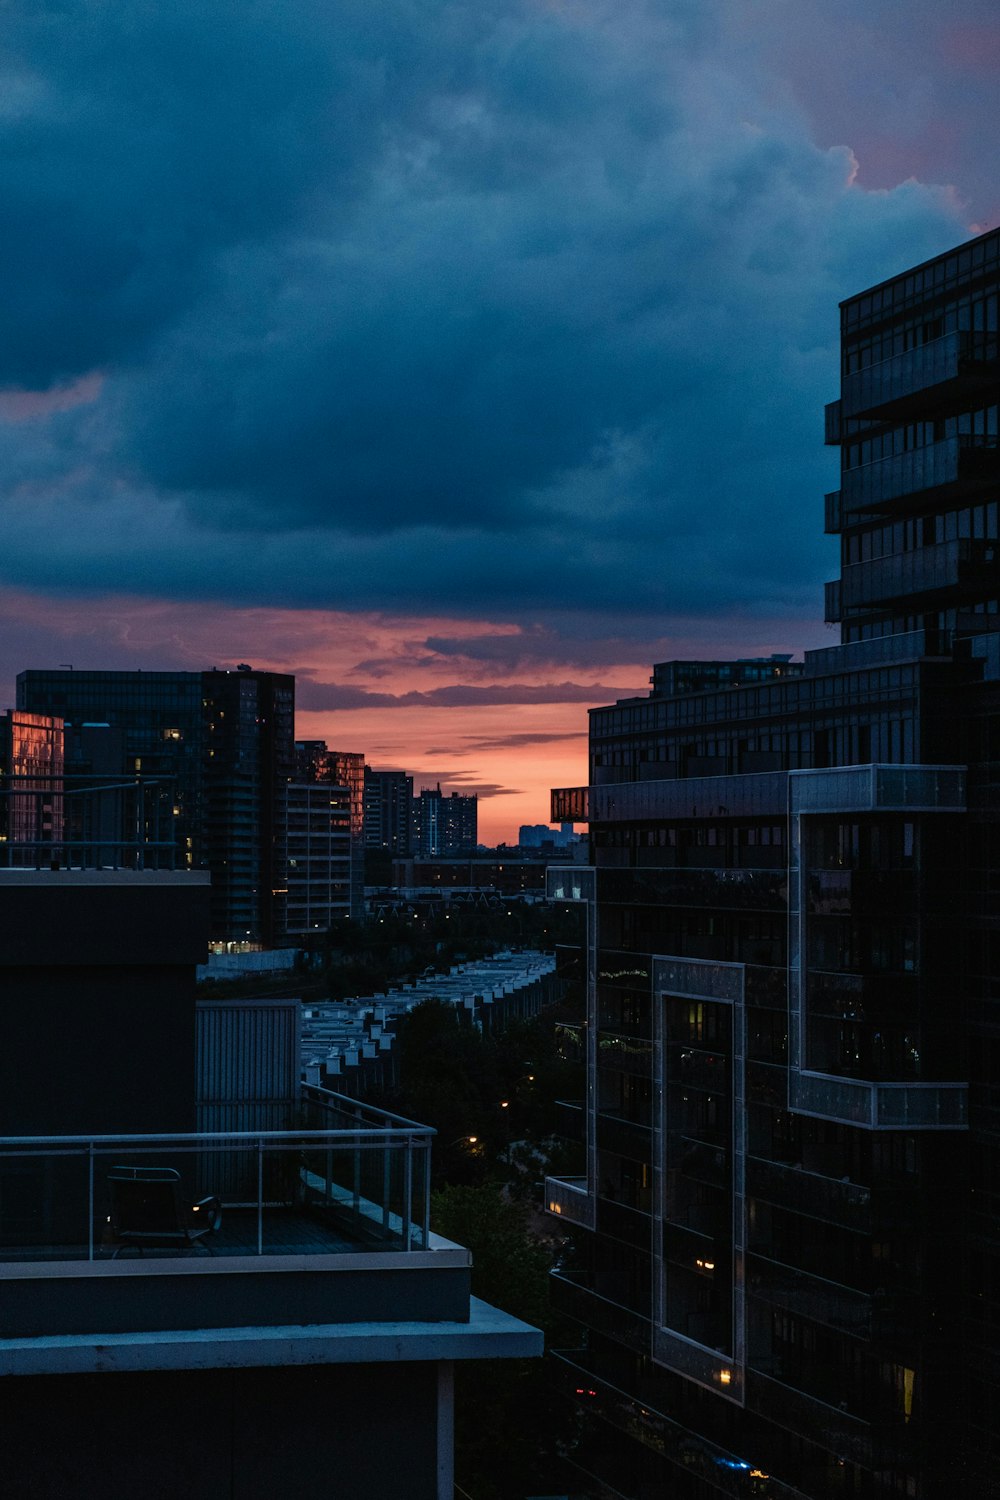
[841,331,999,422]
[746,1156,872,1233]
[551,786,590,823]
[840,435,1000,518]
[0,1108,434,1265]
[0,775,180,870]
[545,1174,591,1227]
[834,538,1000,615]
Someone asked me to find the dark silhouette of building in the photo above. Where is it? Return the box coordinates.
[546,228,999,1497]
[17,666,294,944]
[414,783,477,857]
[364,767,414,856]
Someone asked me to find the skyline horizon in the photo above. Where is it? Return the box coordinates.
[1,604,833,843]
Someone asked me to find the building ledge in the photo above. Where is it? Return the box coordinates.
[0,1297,541,1377]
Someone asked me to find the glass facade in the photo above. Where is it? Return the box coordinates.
[17,667,295,943]
[547,227,1000,1499]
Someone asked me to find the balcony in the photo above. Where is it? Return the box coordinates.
[746,1156,872,1233]
[833,538,1000,616]
[839,435,1000,520]
[746,1253,873,1337]
[552,1349,810,1499]
[0,1094,487,1356]
[554,773,790,830]
[841,331,1000,423]
[788,1071,967,1130]
[545,1174,592,1227]
[598,867,787,913]
[551,785,589,823]
[549,1268,651,1354]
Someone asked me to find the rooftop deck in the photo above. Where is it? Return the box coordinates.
[0,1089,435,1266]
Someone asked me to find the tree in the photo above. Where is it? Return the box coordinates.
[431,1183,575,1499]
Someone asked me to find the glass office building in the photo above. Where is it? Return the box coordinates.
[17,667,295,945]
[547,229,999,1497]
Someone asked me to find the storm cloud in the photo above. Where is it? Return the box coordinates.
[0,0,980,627]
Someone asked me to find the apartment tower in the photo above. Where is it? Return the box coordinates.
[546,229,999,1498]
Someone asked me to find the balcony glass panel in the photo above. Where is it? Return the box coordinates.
[842,330,999,420]
[599,867,786,912]
[0,1110,433,1264]
[544,1174,591,1227]
[838,538,999,612]
[840,435,1000,517]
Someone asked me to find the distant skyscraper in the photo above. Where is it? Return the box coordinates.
[364,768,414,856]
[290,743,365,926]
[18,666,294,944]
[413,784,477,857]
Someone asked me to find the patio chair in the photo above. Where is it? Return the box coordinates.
[107,1165,222,1257]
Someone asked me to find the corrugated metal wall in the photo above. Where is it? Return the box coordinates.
[196,998,302,1134]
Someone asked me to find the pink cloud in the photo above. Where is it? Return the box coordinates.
[0,371,104,423]
[0,588,822,843]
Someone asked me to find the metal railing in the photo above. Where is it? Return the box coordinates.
[0,1110,435,1264]
[0,775,179,870]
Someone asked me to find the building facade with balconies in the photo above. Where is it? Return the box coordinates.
[546,228,999,1498]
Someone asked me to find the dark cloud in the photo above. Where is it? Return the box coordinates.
[297,679,637,711]
[424,731,588,756]
[0,0,977,629]
[412,771,523,800]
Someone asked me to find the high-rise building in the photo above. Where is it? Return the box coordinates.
[0,709,64,864]
[546,228,999,1498]
[414,784,477,857]
[288,744,366,928]
[364,767,414,856]
[17,666,295,944]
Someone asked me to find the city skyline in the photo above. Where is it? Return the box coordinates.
[1,0,996,843]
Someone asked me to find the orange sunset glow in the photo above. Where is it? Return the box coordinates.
[0,589,829,844]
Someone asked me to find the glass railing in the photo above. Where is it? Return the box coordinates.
[790,764,965,814]
[551,786,590,823]
[840,434,999,516]
[746,1156,871,1231]
[0,1110,434,1265]
[598,867,787,912]
[842,331,999,420]
[838,538,998,612]
[552,1350,808,1499]
[545,1175,592,1227]
[803,628,950,674]
[549,1269,651,1352]
[789,1072,968,1130]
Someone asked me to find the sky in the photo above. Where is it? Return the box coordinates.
[1,0,996,842]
